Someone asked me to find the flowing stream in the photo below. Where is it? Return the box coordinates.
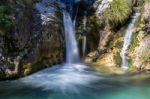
[121,10,140,69]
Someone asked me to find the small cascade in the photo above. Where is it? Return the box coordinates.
[82,11,87,56]
[121,8,140,69]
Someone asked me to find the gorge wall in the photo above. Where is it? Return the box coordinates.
[0,0,64,79]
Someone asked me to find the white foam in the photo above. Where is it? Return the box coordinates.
[20,63,101,94]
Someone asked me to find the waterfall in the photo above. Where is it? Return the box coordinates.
[121,11,140,69]
[82,11,87,56]
[21,0,100,94]
[63,9,79,63]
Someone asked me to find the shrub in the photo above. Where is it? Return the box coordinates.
[105,0,132,24]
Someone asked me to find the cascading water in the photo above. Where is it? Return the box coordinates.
[63,8,79,63]
[19,0,101,94]
[121,10,140,69]
[82,11,87,56]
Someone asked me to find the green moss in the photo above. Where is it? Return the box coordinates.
[114,41,123,49]
[129,32,139,52]
[109,27,124,49]
[128,59,137,71]
[105,0,132,24]
[115,52,122,67]
[128,59,133,68]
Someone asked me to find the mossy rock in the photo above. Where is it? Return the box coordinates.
[114,52,122,67]
[109,27,124,49]
[129,32,139,52]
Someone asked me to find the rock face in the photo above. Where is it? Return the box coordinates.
[94,0,112,17]
[85,0,128,60]
[77,0,113,57]
[0,0,65,80]
[94,0,113,54]
[131,35,150,68]
[129,1,150,71]
[85,0,147,73]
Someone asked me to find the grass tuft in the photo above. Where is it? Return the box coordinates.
[105,0,132,24]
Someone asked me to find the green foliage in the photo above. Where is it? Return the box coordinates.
[0,5,14,33]
[105,0,132,24]
[128,59,136,71]
[129,32,139,51]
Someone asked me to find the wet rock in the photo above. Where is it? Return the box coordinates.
[0,0,65,79]
[84,51,99,63]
